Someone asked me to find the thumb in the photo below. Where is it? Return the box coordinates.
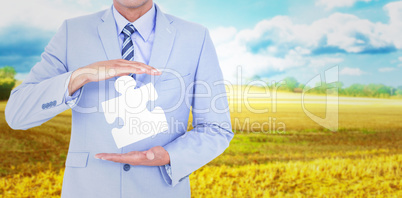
[146,150,155,160]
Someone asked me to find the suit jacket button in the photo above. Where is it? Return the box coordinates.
[123,164,130,171]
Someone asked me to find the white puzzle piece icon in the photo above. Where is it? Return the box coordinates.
[101,76,168,148]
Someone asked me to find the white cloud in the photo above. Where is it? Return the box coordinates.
[211,1,402,82]
[378,67,396,72]
[398,57,402,67]
[380,1,402,49]
[210,27,237,46]
[243,11,396,54]
[77,0,92,6]
[340,67,365,76]
[316,0,371,10]
[0,0,106,31]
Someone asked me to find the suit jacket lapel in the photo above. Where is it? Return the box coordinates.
[147,4,177,85]
[98,7,122,61]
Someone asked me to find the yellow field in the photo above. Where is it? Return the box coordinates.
[1,89,402,197]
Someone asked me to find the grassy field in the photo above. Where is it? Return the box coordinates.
[1,89,402,197]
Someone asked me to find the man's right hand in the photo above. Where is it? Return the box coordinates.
[68,59,161,95]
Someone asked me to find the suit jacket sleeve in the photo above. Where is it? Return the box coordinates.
[5,20,80,130]
[160,28,234,187]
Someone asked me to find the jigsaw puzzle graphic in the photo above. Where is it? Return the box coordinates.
[101,76,168,148]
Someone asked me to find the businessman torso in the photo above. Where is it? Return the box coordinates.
[63,4,203,197]
[6,3,233,198]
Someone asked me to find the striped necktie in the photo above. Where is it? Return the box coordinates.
[121,24,136,78]
[122,24,135,61]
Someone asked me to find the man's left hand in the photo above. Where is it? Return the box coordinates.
[94,146,170,166]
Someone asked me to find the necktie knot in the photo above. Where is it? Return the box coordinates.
[122,24,135,37]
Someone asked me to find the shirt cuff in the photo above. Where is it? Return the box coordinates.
[165,164,172,179]
[64,74,82,108]
[64,88,81,108]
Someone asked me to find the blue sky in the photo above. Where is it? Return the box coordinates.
[0,0,401,87]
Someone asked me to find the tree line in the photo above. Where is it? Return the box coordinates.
[247,76,402,98]
[280,77,402,98]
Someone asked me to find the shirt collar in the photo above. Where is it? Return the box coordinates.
[112,3,156,42]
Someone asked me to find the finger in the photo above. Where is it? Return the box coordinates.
[104,155,126,163]
[114,66,145,76]
[94,153,107,159]
[95,153,126,163]
[135,62,161,75]
[122,61,162,75]
[95,153,118,160]
[131,64,161,76]
[120,60,157,71]
[115,65,158,76]
[146,150,155,160]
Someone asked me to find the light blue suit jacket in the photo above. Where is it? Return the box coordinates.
[5,4,233,198]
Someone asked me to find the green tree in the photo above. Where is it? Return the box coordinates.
[344,84,365,97]
[0,66,16,100]
[0,66,16,79]
[283,77,299,92]
[396,86,402,96]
